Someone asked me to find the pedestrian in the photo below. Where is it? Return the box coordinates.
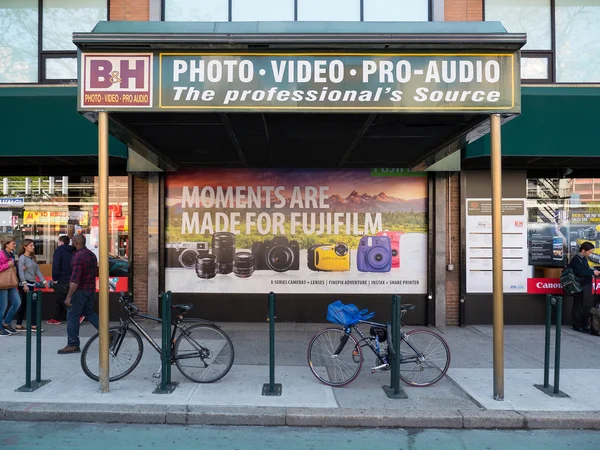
[15,238,48,331]
[569,242,600,333]
[47,235,74,325]
[58,234,99,354]
[0,236,21,336]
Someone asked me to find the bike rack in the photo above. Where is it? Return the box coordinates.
[262,291,282,396]
[16,291,50,392]
[383,294,408,399]
[534,294,569,398]
[154,291,177,394]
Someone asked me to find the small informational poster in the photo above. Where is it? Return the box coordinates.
[466,199,528,293]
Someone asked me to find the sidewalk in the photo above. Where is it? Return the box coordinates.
[1,322,599,429]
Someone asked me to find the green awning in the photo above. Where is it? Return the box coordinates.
[0,86,127,159]
[466,86,600,159]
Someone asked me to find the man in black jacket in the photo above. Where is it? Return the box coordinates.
[47,235,74,324]
[569,242,600,333]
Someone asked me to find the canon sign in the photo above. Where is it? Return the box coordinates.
[536,281,561,289]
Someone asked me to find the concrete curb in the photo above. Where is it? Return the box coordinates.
[1,402,600,429]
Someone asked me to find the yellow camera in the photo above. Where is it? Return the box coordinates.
[307,243,350,272]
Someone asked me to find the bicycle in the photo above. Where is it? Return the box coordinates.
[307,304,450,387]
[80,292,235,383]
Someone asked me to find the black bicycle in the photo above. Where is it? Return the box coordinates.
[81,293,234,383]
[307,304,450,387]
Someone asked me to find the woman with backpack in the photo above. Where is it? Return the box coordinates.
[570,242,600,334]
[15,239,47,331]
[0,236,21,336]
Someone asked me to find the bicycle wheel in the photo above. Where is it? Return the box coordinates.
[398,329,450,387]
[307,328,363,387]
[174,324,234,383]
[81,326,144,382]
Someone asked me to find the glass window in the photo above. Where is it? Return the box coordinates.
[555,0,600,82]
[485,0,551,50]
[0,176,130,290]
[45,57,77,80]
[364,0,428,22]
[298,0,360,21]
[165,0,228,21]
[42,0,107,51]
[521,56,549,80]
[232,0,294,21]
[0,0,38,83]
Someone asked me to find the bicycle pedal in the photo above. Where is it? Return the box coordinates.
[370,363,389,373]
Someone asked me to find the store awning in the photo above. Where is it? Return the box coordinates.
[464,86,600,174]
[72,20,526,171]
[0,86,128,175]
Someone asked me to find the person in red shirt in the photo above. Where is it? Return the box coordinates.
[57,234,99,354]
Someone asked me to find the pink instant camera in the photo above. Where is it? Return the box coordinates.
[376,231,403,268]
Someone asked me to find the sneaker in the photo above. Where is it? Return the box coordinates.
[3,325,17,334]
[32,327,44,333]
[79,316,85,324]
[0,329,11,336]
[57,345,81,354]
[46,319,61,325]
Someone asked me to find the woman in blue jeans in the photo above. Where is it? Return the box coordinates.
[0,236,21,336]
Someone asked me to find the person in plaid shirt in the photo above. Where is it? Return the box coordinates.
[57,234,100,354]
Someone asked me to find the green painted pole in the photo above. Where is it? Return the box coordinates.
[161,291,172,391]
[24,291,33,389]
[543,294,551,388]
[268,292,275,391]
[35,290,43,383]
[554,295,563,394]
[390,294,401,394]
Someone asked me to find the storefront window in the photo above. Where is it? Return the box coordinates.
[0,0,38,83]
[232,0,294,21]
[527,177,600,270]
[0,176,129,290]
[165,0,228,21]
[364,0,429,22]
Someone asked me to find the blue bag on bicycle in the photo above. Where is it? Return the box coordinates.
[326,300,374,326]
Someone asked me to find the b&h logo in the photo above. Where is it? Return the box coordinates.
[81,53,153,108]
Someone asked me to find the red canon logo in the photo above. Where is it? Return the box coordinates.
[536,282,561,289]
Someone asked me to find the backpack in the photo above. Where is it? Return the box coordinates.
[590,306,600,336]
[560,267,582,295]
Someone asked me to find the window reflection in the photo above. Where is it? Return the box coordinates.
[298,0,360,21]
[0,0,38,83]
[45,57,77,80]
[555,0,600,82]
[42,0,107,51]
[364,0,428,22]
[521,57,548,80]
[232,0,294,21]
[165,0,228,21]
[485,0,551,50]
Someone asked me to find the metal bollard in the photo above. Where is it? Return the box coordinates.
[154,291,177,394]
[534,294,568,398]
[16,290,50,392]
[262,292,282,396]
[383,294,407,399]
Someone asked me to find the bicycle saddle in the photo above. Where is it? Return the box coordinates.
[400,304,415,311]
[172,304,194,312]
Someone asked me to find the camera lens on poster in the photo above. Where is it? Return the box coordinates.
[196,254,217,279]
[233,252,255,278]
[212,232,236,274]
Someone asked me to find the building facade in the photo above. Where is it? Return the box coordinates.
[1,0,599,325]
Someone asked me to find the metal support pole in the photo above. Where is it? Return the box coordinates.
[543,294,551,388]
[154,291,177,394]
[490,113,504,401]
[262,292,281,396]
[554,296,563,394]
[383,294,407,399]
[535,295,568,397]
[16,291,50,392]
[98,111,110,393]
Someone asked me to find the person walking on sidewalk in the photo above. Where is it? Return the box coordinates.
[570,242,600,334]
[0,236,21,336]
[47,235,74,325]
[57,234,99,354]
[15,239,48,332]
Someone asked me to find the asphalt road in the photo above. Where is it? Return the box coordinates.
[0,421,598,450]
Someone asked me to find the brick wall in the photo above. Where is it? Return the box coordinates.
[110,0,150,21]
[446,173,461,325]
[445,0,483,21]
[132,175,149,313]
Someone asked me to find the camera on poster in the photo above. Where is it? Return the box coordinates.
[166,242,209,269]
[252,236,300,273]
